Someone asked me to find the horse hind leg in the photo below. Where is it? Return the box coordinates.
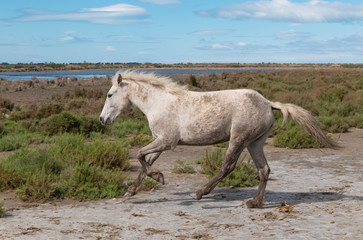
[245,133,270,208]
[193,140,246,200]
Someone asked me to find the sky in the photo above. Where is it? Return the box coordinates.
[1,0,363,64]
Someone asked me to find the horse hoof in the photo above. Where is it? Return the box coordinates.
[243,198,262,208]
[147,169,165,184]
[124,191,135,198]
[190,192,202,200]
[157,173,165,185]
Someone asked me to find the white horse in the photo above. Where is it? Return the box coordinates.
[99,71,337,208]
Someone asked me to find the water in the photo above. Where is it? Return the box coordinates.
[0,68,269,81]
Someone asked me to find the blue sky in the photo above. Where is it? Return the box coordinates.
[1,0,363,64]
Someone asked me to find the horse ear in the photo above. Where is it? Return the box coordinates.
[117,74,122,85]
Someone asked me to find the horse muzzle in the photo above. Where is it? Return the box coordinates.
[99,116,112,125]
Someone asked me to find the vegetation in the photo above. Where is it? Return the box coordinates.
[273,122,328,149]
[0,134,130,202]
[199,149,259,187]
[172,159,196,174]
[3,62,363,73]
[1,67,362,201]
[141,178,159,191]
[0,85,151,201]
[0,201,6,217]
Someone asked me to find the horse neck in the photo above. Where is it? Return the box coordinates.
[127,81,173,118]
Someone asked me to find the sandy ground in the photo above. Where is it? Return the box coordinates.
[0,129,362,240]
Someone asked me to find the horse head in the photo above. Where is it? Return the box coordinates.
[99,73,131,125]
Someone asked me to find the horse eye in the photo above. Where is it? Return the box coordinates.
[107,93,113,98]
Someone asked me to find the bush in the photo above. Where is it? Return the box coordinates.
[84,139,130,170]
[189,74,198,87]
[172,159,196,174]
[74,88,103,99]
[0,201,6,218]
[0,98,14,112]
[39,111,82,135]
[273,123,325,148]
[0,134,27,151]
[111,118,151,138]
[0,164,22,191]
[81,115,105,136]
[141,178,159,191]
[36,103,63,119]
[0,135,130,202]
[200,149,258,187]
[60,162,126,199]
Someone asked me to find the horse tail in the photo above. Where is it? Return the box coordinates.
[270,101,339,149]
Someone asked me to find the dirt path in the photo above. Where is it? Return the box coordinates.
[1,129,362,240]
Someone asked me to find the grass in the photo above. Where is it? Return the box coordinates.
[0,201,6,218]
[0,134,130,202]
[141,178,159,191]
[199,149,258,188]
[172,159,196,174]
[273,122,326,149]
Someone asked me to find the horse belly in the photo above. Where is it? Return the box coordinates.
[178,117,231,145]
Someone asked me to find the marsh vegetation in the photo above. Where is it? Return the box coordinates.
[0,67,362,202]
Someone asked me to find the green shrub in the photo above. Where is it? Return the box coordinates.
[80,115,105,136]
[36,103,63,119]
[0,122,5,137]
[0,98,14,111]
[318,115,350,133]
[200,149,258,187]
[0,132,46,151]
[0,164,22,191]
[84,139,130,170]
[273,124,325,148]
[141,178,159,191]
[172,159,196,174]
[0,134,26,151]
[0,201,6,218]
[16,167,55,203]
[189,74,198,87]
[74,88,103,99]
[60,162,127,199]
[125,134,153,147]
[111,118,151,138]
[39,111,82,135]
[0,135,130,202]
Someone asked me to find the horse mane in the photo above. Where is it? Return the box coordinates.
[112,70,188,95]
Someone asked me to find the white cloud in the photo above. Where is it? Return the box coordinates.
[106,46,115,51]
[288,31,363,53]
[138,0,181,5]
[275,30,314,40]
[198,0,363,23]
[60,36,74,41]
[191,29,233,35]
[212,44,233,50]
[236,42,246,47]
[16,4,149,24]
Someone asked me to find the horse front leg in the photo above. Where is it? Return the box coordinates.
[146,152,164,183]
[125,140,170,196]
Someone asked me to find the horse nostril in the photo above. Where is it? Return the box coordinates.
[99,116,104,123]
